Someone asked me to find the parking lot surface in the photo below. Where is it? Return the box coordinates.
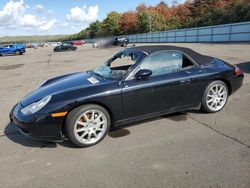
[0,43,249,188]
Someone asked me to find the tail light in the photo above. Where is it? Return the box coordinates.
[234,66,241,75]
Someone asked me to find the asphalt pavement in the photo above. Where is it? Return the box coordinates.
[0,43,249,188]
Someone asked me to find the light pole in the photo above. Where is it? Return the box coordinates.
[148,11,152,33]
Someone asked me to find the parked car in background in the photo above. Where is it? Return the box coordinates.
[93,38,110,48]
[93,36,129,48]
[50,42,62,47]
[38,43,46,48]
[54,42,77,52]
[0,44,25,56]
[26,43,38,49]
[72,40,85,46]
[114,36,129,47]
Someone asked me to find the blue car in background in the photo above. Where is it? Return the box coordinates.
[0,44,26,56]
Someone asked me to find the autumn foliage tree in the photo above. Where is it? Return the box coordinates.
[102,11,121,36]
[64,0,250,40]
[118,12,139,34]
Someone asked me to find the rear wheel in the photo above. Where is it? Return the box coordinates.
[65,104,111,147]
[202,80,228,113]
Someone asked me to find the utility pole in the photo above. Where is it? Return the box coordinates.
[148,11,152,33]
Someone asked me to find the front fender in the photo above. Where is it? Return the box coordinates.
[40,72,80,88]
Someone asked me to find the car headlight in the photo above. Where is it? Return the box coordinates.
[21,95,51,115]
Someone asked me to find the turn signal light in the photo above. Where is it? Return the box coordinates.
[51,112,68,117]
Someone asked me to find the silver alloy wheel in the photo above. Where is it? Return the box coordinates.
[73,110,108,144]
[206,83,228,112]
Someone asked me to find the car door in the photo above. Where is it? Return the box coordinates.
[68,43,74,50]
[66,44,72,50]
[61,43,67,51]
[121,51,198,119]
[1,45,10,54]
[8,45,15,54]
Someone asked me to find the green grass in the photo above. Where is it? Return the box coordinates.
[0,35,70,44]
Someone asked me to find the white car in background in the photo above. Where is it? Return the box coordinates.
[93,39,110,48]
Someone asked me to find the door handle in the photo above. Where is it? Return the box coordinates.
[180,78,190,84]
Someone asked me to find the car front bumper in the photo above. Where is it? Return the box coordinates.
[10,103,64,142]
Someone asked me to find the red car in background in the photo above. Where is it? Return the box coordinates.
[72,40,85,46]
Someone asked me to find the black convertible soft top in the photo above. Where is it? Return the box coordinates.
[127,45,214,66]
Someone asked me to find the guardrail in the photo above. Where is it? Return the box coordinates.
[86,21,250,43]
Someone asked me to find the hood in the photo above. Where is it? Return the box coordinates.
[20,72,106,106]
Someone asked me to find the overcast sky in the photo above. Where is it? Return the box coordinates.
[0,0,185,36]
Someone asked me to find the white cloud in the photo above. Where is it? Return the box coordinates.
[46,10,54,14]
[19,14,57,31]
[20,14,40,27]
[34,4,44,13]
[39,19,57,31]
[66,5,98,23]
[61,22,69,27]
[64,5,98,32]
[0,0,26,27]
[0,0,57,32]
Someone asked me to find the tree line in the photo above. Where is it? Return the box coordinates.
[63,0,250,41]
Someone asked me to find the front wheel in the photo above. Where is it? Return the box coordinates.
[65,104,111,147]
[201,80,228,113]
[14,50,21,55]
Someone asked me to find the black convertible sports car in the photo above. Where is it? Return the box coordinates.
[54,42,77,52]
[10,45,243,147]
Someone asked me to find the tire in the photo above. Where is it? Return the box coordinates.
[201,80,229,113]
[14,50,21,55]
[65,104,111,147]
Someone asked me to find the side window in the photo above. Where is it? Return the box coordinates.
[110,52,138,68]
[140,51,183,76]
[182,55,194,69]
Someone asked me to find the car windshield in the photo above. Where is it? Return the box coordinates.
[91,51,144,80]
[63,43,71,46]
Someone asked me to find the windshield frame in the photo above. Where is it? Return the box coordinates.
[91,50,147,81]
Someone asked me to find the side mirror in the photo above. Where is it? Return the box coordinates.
[135,69,152,80]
